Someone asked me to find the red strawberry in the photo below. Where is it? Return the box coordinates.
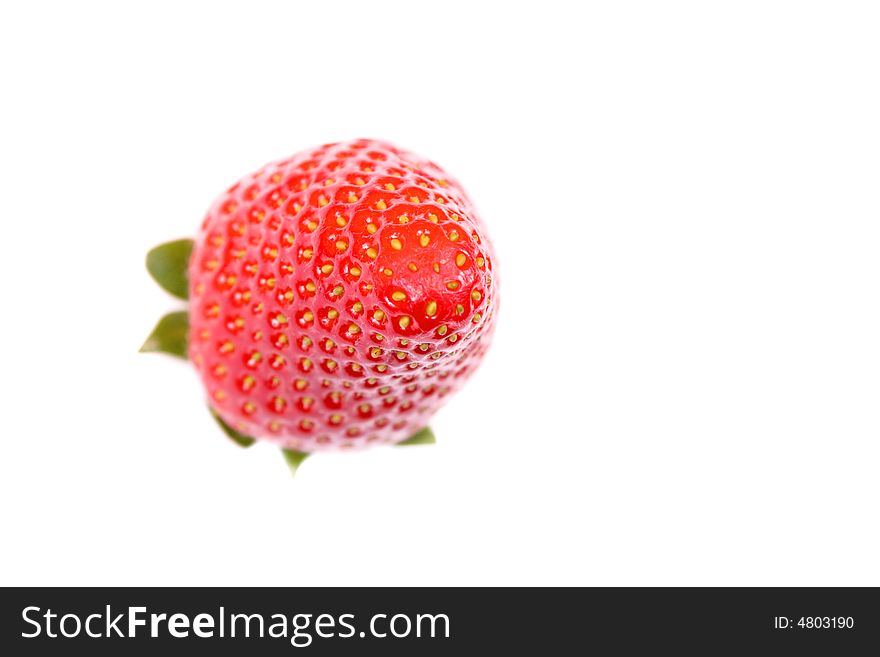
[143,139,497,469]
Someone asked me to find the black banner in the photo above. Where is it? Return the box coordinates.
[1,587,877,654]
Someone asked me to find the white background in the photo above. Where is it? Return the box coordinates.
[1,1,878,586]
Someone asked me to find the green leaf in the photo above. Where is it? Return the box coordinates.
[139,311,189,359]
[209,408,255,448]
[281,449,310,476]
[146,239,194,300]
[396,426,436,446]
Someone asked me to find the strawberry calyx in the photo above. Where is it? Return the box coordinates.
[139,311,189,359]
[141,238,193,359]
[281,448,310,476]
[209,407,255,448]
[395,426,436,446]
[146,239,194,300]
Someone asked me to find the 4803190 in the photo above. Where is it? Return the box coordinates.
[797,617,853,629]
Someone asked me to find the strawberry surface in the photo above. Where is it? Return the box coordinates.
[187,139,497,451]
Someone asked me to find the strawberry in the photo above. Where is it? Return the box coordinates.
[142,139,497,472]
